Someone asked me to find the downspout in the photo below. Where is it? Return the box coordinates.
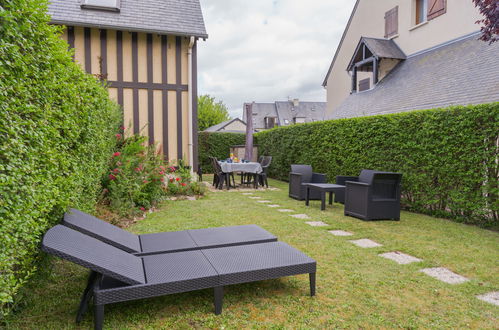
[187,36,195,176]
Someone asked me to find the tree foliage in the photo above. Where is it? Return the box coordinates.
[472,0,499,44]
[198,95,231,131]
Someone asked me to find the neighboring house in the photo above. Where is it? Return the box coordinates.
[323,0,499,119]
[242,99,326,130]
[48,0,208,167]
[203,118,250,133]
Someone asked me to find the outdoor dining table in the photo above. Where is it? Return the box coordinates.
[218,161,263,189]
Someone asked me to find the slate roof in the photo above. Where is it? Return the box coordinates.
[48,0,208,38]
[204,118,247,133]
[362,38,406,59]
[328,33,499,120]
[243,101,326,129]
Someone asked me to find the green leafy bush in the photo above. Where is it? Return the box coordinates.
[101,132,166,216]
[198,132,246,172]
[256,103,499,227]
[0,0,121,313]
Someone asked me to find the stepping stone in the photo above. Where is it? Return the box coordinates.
[379,251,422,265]
[257,200,271,203]
[328,230,353,236]
[305,221,328,227]
[242,193,254,195]
[248,196,261,199]
[349,239,382,248]
[476,292,499,306]
[420,267,469,284]
[290,214,311,219]
[267,204,280,208]
[277,209,294,213]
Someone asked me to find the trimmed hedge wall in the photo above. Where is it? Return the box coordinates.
[0,0,121,312]
[198,132,245,173]
[256,104,499,227]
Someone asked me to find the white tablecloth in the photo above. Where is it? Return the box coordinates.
[219,162,262,174]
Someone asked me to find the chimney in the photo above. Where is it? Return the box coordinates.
[292,98,299,107]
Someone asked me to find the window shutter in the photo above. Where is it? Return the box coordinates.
[384,6,398,38]
[427,0,446,20]
[358,78,370,92]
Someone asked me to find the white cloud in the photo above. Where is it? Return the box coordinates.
[198,0,356,118]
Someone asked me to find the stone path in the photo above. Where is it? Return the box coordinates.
[257,200,272,203]
[242,193,254,195]
[306,221,328,227]
[379,251,422,265]
[248,196,261,199]
[329,230,353,236]
[267,204,280,208]
[420,267,469,284]
[290,214,311,219]
[349,239,382,248]
[476,291,499,306]
[277,209,294,212]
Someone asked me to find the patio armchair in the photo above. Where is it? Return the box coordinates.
[289,165,326,200]
[211,157,235,190]
[42,225,316,329]
[344,170,402,220]
[258,156,272,188]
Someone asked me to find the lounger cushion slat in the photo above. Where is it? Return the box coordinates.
[187,225,277,249]
[201,242,316,286]
[63,209,141,253]
[139,231,197,254]
[42,225,146,285]
[142,250,218,284]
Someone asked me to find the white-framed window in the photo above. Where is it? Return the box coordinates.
[415,0,427,25]
[81,0,121,12]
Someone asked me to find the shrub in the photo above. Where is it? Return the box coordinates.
[256,103,499,227]
[101,132,166,216]
[198,132,246,172]
[0,0,121,313]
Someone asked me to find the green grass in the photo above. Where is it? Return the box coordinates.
[5,178,499,329]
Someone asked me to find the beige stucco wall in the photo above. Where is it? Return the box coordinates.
[223,120,247,132]
[325,0,482,116]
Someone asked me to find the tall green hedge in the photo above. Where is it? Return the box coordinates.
[0,0,121,312]
[256,104,499,227]
[198,132,246,172]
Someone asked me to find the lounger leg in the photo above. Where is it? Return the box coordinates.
[76,271,97,323]
[94,304,104,330]
[309,273,316,296]
[214,286,224,315]
[321,192,326,210]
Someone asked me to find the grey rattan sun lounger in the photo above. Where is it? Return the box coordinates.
[42,225,316,330]
[63,209,277,255]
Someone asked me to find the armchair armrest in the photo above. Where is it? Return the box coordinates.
[336,176,358,185]
[345,181,369,187]
[312,172,327,183]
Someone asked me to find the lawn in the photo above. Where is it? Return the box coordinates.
[5,178,498,329]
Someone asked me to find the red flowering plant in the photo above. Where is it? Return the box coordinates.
[101,128,166,216]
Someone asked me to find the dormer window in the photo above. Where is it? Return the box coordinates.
[81,0,120,12]
[347,37,406,93]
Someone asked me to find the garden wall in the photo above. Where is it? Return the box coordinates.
[198,132,246,172]
[256,103,499,227]
[0,0,121,313]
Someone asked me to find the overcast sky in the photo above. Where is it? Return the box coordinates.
[197,0,356,118]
